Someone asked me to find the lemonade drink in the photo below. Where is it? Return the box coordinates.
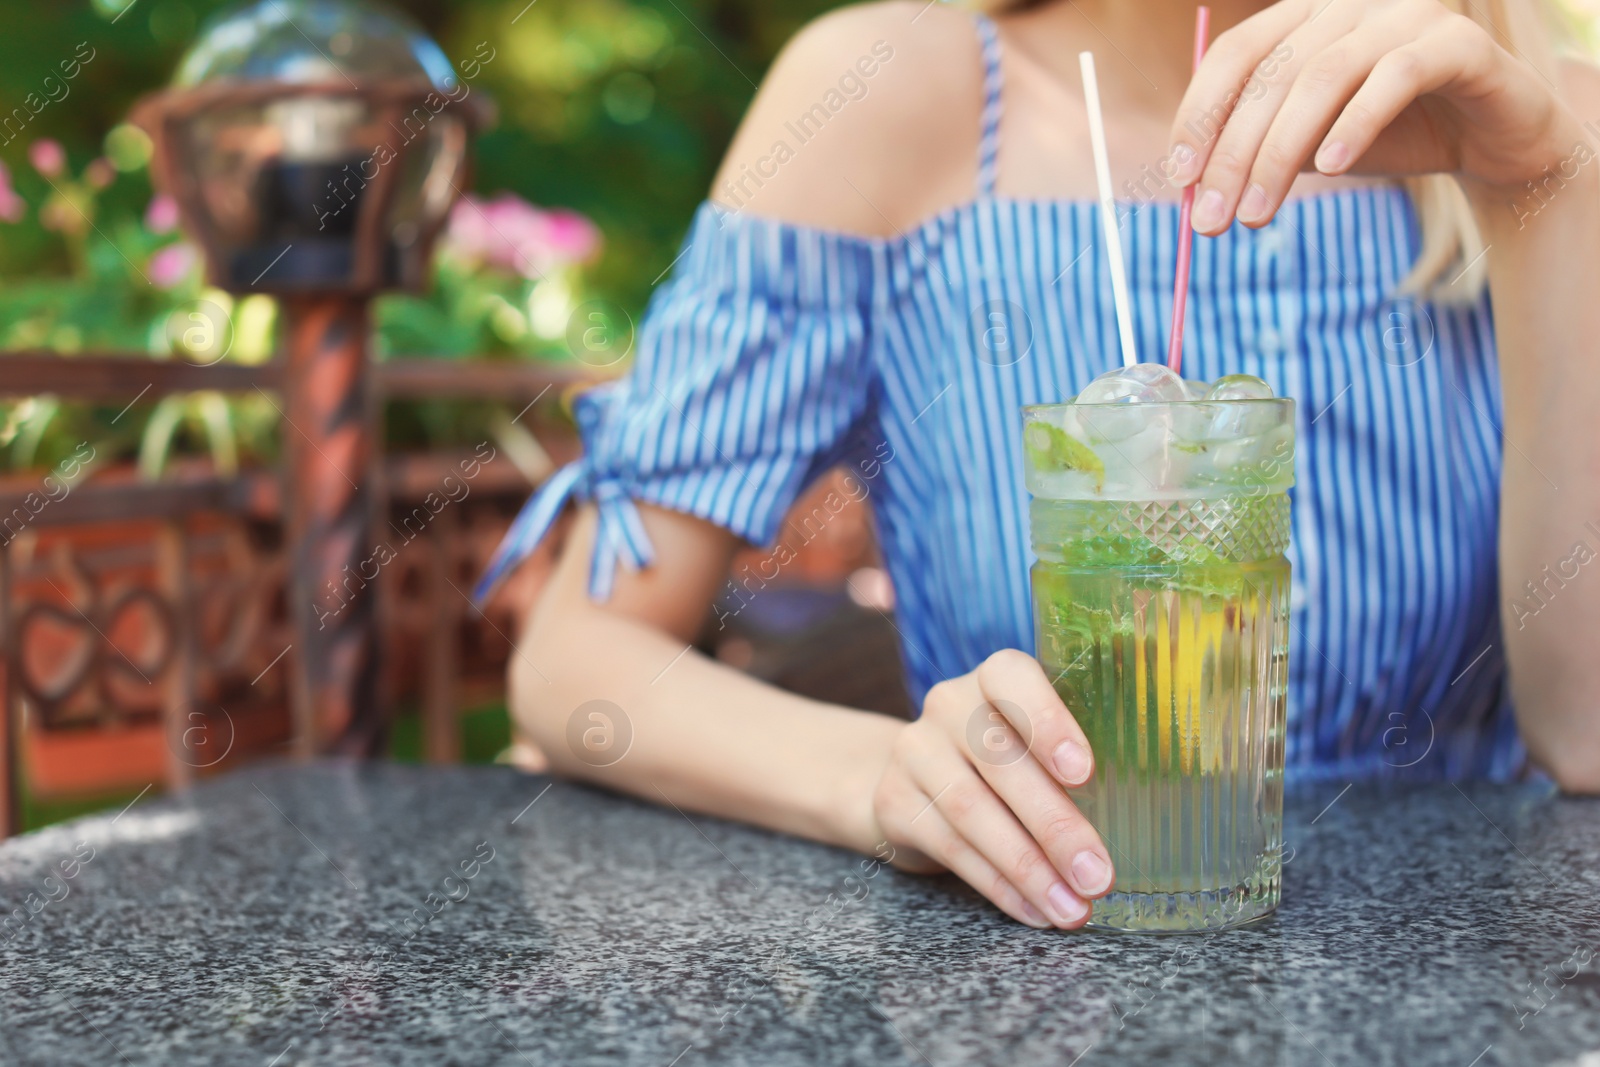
[1024,386,1294,932]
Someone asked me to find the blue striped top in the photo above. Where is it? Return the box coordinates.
[482,14,1524,782]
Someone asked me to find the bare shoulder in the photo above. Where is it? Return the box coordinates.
[711,1,988,237]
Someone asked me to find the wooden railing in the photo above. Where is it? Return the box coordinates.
[0,351,603,836]
[0,352,604,400]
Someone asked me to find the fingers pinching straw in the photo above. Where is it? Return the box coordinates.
[1167,6,1211,376]
[1078,51,1138,370]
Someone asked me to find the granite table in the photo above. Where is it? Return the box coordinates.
[1,761,1598,1067]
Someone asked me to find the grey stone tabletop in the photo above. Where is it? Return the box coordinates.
[1,761,1598,1067]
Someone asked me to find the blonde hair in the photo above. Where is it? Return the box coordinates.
[969,0,1573,298]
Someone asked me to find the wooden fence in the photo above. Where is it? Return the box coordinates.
[0,352,595,835]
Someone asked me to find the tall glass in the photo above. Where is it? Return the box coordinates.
[1023,398,1294,932]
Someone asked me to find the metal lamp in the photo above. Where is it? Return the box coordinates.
[134,0,492,751]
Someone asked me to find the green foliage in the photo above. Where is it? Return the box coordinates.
[0,0,837,472]
[440,0,837,310]
[0,0,838,299]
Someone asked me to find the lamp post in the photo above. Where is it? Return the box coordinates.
[135,0,489,753]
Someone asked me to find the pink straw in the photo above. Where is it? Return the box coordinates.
[1166,5,1211,376]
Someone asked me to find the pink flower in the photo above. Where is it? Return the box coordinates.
[145,194,179,234]
[444,193,601,279]
[149,242,198,289]
[29,139,66,178]
[542,210,602,263]
[0,163,24,224]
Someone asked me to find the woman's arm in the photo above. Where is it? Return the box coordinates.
[508,1,966,849]
[1473,72,1600,790]
[513,503,898,850]
[514,504,1114,929]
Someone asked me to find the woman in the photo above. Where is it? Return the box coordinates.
[482,0,1600,929]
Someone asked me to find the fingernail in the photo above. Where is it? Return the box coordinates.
[1052,741,1093,785]
[1238,183,1270,224]
[1191,189,1226,233]
[1316,140,1350,174]
[1046,883,1089,926]
[1071,851,1114,896]
[1168,144,1199,185]
[1019,900,1052,928]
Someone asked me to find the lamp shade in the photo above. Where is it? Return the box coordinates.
[135,0,491,295]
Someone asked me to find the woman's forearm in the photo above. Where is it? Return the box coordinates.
[511,508,1117,929]
[1475,163,1600,790]
[511,509,900,853]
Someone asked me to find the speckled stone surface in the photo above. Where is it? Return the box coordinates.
[2,762,1598,1066]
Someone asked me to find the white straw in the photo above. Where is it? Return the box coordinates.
[1078,51,1139,369]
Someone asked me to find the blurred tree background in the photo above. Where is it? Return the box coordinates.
[0,0,837,302]
[5,0,1600,474]
[0,0,838,471]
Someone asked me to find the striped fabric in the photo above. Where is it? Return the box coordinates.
[975,13,1003,199]
[480,14,1524,782]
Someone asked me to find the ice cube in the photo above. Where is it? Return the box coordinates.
[1248,421,1296,484]
[1210,434,1260,473]
[1076,363,1189,442]
[1259,420,1295,461]
[1098,410,1178,492]
[1078,404,1143,443]
[1211,423,1296,486]
[1181,379,1210,401]
[1171,401,1215,445]
[1208,400,1280,441]
[1205,374,1275,401]
[1078,362,1190,405]
[1170,400,1273,446]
